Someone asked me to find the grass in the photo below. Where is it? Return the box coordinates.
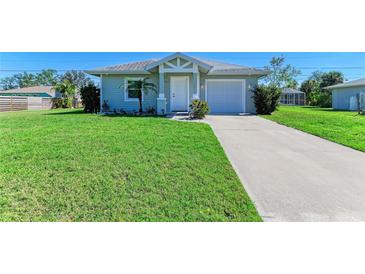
[0,109,260,221]
[261,106,365,152]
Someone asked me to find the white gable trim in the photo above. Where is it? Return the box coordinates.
[145,52,212,71]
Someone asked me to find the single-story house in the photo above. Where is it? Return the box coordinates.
[0,86,60,112]
[85,52,270,115]
[325,77,365,110]
[280,88,305,105]
[0,86,59,98]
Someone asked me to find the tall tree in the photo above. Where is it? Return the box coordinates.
[264,56,301,89]
[36,69,59,86]
[16,72,37,87]
[0,70,59,90]
[300,71,344,107]
[0,76,18,90]
[318,71,344,88]
[60,70,93,89]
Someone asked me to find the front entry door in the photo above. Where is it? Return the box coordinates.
[171,76,188,111]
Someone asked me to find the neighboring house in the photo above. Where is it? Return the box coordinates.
[325,77,365,110]
[85,52,269,114]
[0,86,60,98]
[0,86,60,112]
[280,88,305,105]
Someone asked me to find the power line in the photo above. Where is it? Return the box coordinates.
[1,67,365,72]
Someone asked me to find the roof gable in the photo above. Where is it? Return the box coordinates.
[144,52,212,71]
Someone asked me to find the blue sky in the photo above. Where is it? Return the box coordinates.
[1,52,364,84]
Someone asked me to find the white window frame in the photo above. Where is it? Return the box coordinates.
[124,77,144,102]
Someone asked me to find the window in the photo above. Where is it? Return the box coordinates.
[125,78,143,101]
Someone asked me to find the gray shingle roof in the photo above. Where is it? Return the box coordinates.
[194,57,268,76]
[86,53,269,76]
[90,59,158,72]
[325,77,365,89]
[282,88,304,94]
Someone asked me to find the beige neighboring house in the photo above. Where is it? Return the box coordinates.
[0,86,60,98]
[0,86,60,112]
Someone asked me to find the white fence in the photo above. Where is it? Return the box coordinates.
[0,96,54,112]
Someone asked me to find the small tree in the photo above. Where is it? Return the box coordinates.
[80,83,100,113]
[264,56,301,89]
[124,78,157,113]
[252,85,281,115]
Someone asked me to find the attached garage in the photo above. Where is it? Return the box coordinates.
[205,79,245,113]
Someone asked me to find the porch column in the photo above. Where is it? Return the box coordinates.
[157,64,167,115]
[192,64,200,99]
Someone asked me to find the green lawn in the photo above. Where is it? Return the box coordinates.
[261,106,365,152]
[0,109,260,221]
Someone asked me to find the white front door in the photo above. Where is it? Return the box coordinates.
[171,76,189,112]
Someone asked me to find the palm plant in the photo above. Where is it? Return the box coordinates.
[126,78,157,113]
[55,79,76,99]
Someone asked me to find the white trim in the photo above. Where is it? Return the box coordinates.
[165,61,177,69]
[205,79,246,113]
[124,77,144,102]
[158,65,165,99]
[100,74,103,113]
[192,63,199,73]
[145,52,212,71]
[181,61,192,68]
[163,68,195,73]
[195,72,200,99]
[170,76,189,112]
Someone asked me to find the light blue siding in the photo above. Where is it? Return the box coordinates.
[101,72,260,114]
[102,74,158,112]
[332,86,365,110]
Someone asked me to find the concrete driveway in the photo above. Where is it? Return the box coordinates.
[206,115,365,221]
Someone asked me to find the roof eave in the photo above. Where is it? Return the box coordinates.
[324,83,365,90]
[207,71,270,77]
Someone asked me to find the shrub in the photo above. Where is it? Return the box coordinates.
[146,106,156,115]
[80,84,100,113]
[63,98,73,108]
[189,99,209,119]
[52,98,72,109]
[252,85,281,115]
[316,91,332,108]
[53,98,64,109]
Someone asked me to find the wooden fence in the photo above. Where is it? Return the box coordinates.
[0,96,54,112]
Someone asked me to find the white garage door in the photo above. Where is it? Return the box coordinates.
[206,79,245,113]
